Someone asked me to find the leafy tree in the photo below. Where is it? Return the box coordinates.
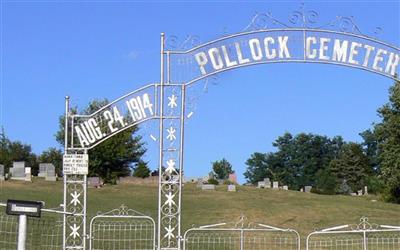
[38,147,63,176]
[329,143,371,192]
[212,158,234,180]
[132,161,151,178]
[55,99,146,182]
[0,129,38,174]
[244,132,344,189]
[373,80,400,202]
[360,129,379,173]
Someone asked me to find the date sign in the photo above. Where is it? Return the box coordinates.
[6,199,42,217]
[63,154,89,175]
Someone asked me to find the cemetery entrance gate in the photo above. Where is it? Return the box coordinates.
[63,4,400,250]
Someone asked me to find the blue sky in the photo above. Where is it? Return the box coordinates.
[1,1,399,183]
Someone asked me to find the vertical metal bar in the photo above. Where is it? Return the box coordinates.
[303,29,306,61]
[363,231,367,250]
[157,32,165,250]
[63,96,70,250]
[83,149,88,250]
[17,215,27,250]
[240,229,244,250]
[70,116,74,148]
[167,52,170,84]
[177,84,186,250]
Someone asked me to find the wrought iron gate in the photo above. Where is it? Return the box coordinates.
[183,216,300,250]
[306,217,400,250]
[89,205,156,250]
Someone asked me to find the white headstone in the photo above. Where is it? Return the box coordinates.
[272,181,279,189]
[25,167,32,182]
[364,186,368,195]
[282,185,289,190]
[300,188,304,192]
[202,184,215,190]
[45,164,57,181]
[305,186,312,193]
[228,185,236,192]
[0,164,4,181]
[357,190,363,196]
[11,161,26,180]
[197,178,203,188]
[257,181,266,188]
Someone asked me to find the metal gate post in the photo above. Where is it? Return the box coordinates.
[17,215,27,250]
[240,229,244,250]
[363,230,367,250]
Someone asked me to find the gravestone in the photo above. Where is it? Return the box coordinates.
[228,173,237,184]
[364,186,368,195]
[282,185,289,190]
[38,163,49,177]
[300,188,304,192]
[357,190,363,196]
[197,178,203,188]
[257,181,266,188]
[45,164,57,181]
[201,184,215,190]
[304,186,312,193]
[264,178,271,188]
[25,167,32,182]
[227,185,236,192]
[272,181,279,189]
[11,161,26,181]
[88,177,103,188]
[208,171,214,180]
[0,164,4,181]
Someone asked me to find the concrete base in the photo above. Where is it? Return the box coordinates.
[45,176,57,181]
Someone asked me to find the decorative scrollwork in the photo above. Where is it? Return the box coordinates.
[96,204,146,217]
[166,34,201,50]
[242,3,384,39]
[350,216,380,230]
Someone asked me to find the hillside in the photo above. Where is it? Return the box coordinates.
[1,179,400,236]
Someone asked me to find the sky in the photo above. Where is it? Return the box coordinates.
[1,0,400,184]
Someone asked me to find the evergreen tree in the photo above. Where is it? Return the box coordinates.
[132,161,151,178]
[329,143,371,192]
[212,158,234,180]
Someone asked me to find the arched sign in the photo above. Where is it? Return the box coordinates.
[62,5,399,250]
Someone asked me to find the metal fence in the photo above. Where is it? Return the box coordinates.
[0,212,63,250]
[306,217,400,250]
[183,216,300,250]
[89,205,156,250]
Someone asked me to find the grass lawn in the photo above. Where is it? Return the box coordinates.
[1,178,400,237]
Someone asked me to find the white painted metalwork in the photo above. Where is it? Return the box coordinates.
[306,217,400,250]
[0,211,63,250]
[89,205,156,250]
[183,216,300,250]
[58,4,400,250]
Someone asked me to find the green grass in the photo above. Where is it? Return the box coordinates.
[1,178,400,237]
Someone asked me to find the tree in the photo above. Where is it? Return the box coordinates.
[55,99,147,183]
[38,148,63,176]
[244,132,344,189]
[373,80,400,202]
[329,143,371,192]
[360,129,379,173]
[315,168,337,195]
[132,161,151,178]
[212,158,234,180]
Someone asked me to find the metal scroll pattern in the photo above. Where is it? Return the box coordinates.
[64,174,86,250]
